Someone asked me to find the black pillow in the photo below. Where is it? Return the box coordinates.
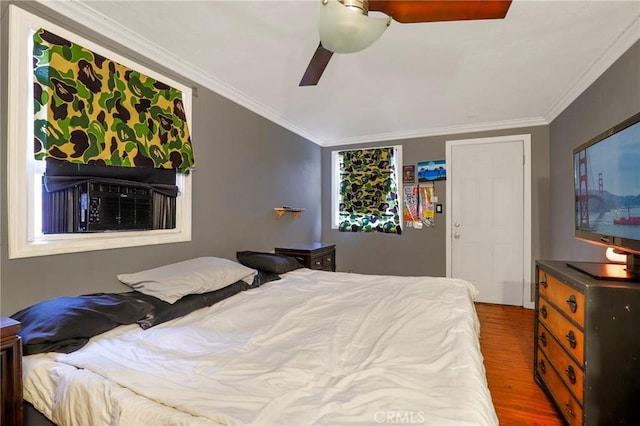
[251,270,282,288]
[126,280,250,330]
[10,293,154,355]
[236,251,303,274]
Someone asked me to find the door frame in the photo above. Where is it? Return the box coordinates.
[445,134,533,308]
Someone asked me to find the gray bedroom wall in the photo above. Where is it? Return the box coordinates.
[0,2,321,315]
[548,41,640,263]
[321,125,550,282]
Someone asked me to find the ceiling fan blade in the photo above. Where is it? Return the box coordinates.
[300,43,334,86]
[368,0,512,24]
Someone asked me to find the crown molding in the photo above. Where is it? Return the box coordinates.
[318,117,549,147]
[544,14,640,123]
[31,0,324,146]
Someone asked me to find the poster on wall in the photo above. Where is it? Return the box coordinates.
[417,160,446,181]
[419,183,435,227]
[404,183,437,229]
[403,165,415,183]
[403,185,421,228]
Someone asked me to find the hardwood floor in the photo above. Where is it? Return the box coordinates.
[476,303,564,426]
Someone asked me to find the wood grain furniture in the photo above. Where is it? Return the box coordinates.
[534,260,640,426]
[1,316,23,426]
[275,242,335,272]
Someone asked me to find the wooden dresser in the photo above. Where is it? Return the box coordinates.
[275,243,335,272]
[1,316,23,426]
[534,261,640,426]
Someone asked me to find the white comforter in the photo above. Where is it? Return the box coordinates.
[23,269,497,426]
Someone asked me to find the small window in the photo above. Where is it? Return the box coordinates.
[331,145,403,234]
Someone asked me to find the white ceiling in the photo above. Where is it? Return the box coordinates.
[40,0,640,146]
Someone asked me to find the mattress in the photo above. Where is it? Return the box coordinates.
[23,269,497,425]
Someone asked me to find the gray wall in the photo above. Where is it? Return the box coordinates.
[549,41,640,262]
[321,125,551,285]
[0,1,321,315]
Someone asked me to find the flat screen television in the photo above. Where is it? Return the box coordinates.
[570,111,640,281]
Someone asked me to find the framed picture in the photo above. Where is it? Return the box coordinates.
[403,165,415,183]
[417,160,446,182]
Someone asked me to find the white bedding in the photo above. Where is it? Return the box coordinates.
[23,269,497,426]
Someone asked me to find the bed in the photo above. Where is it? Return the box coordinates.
[14,254,498,426]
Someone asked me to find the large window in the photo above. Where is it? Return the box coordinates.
[331,146,402,234]
[7,6,193,259]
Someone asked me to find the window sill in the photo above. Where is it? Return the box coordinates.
[9,228,191,259]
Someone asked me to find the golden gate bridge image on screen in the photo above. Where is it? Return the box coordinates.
[576,150,640,229]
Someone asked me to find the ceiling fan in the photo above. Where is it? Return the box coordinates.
[300,0,513,86]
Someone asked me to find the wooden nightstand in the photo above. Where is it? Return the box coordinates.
[275,243,336,272]
[1,316,23,426]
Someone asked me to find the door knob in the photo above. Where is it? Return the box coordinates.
[454,232,460,239]
[454,222,461,228]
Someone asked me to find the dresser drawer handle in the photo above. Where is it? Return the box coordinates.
[540,273,548,288]
[539,332,547,347]
[540,305,548,319]
[314,260,322,266]
[538,359,546,374]
[565,365,577,385]
[565,330,577,349]
[566,294,578,313]
[564,402,576,418]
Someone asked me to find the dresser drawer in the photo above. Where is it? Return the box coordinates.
[539,270,585,327]
[537,322,584,403]
[537,349,583,426]
[538,300,584,365]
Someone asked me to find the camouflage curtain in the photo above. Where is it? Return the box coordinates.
[33,28,195,174]
[338,147,402,234]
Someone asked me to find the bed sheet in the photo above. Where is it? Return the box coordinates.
[23,269,497,426]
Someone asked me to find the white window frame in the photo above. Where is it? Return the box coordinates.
[7,6,192,259]
[331,145,403,230]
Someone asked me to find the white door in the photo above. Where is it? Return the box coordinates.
[446,135,531,306]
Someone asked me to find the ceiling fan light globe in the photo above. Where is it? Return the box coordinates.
[318,0,391,54]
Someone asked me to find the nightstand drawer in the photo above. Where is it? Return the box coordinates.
[309,255,324,270]
[321,253,334,270]
[309,253,334,271]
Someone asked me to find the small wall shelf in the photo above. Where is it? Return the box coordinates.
[274,207,305,220]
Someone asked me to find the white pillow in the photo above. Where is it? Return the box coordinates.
[117,257,257,303]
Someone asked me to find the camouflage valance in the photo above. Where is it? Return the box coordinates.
[33,28,195,174]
